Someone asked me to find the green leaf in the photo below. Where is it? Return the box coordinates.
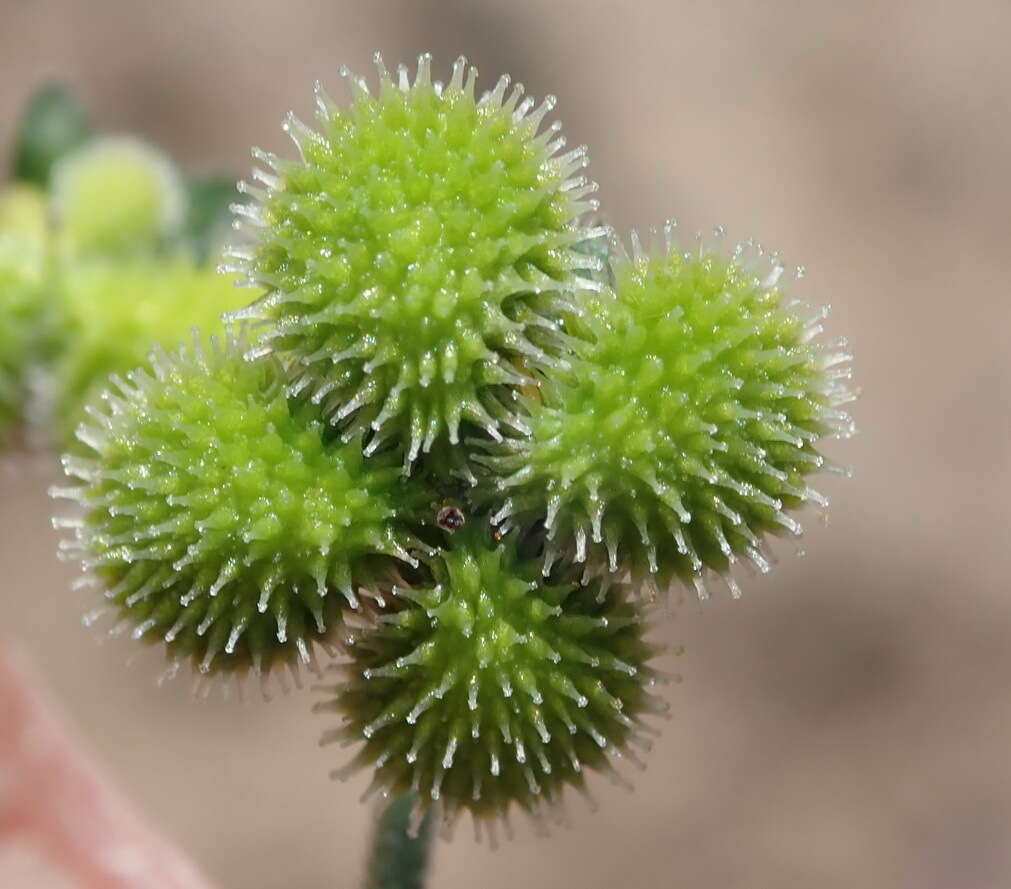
[184,176,239,264]
[10,85,91,186]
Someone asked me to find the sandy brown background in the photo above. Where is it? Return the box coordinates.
[2,1,1010,887]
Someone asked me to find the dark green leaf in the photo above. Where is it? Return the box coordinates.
[184,176,240,264]
[10,85,91,186]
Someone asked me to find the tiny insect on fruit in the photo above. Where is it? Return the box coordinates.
[436,505,465,532]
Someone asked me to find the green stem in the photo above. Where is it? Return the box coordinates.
[363,794,434,889]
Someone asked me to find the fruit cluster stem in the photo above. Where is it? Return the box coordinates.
[364,794,434,889]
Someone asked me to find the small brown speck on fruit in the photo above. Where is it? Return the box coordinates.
[437,505,465,532]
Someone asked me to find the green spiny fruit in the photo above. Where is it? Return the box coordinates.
[52,330,423,680]
[316,524,663,825]
[225,53,603,465]
[481,225,856,598]
[51,136,185,256]
[47,255,247,445]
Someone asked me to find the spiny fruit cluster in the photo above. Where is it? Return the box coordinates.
[0,232,45,437]
[49,256,245,445]
[55,54,855,829]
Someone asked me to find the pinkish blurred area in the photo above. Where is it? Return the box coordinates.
[2,1,1010,888]
[0,643,217,889]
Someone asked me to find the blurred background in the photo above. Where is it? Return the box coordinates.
[1,1,1009,887]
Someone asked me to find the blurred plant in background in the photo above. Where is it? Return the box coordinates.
[0,185,47,440]
[0,85,245,448]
